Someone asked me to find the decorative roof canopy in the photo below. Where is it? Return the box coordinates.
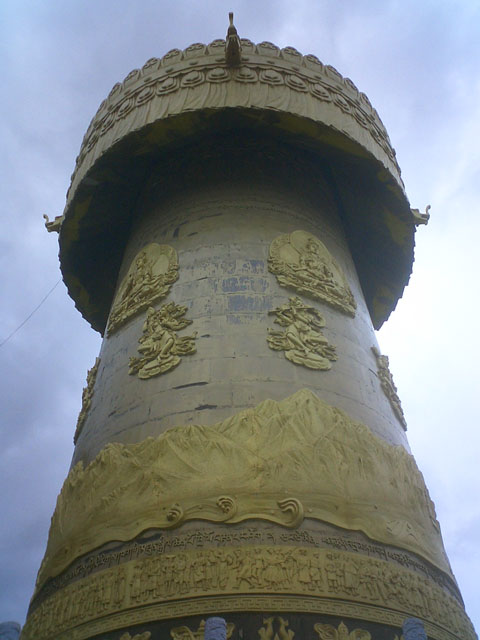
[58,25,416,332]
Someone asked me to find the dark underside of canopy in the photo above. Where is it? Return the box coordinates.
[58,108,415,333]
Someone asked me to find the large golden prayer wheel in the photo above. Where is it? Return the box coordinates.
[23,20,475,640]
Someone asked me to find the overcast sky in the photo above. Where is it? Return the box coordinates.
[1,0,479,632]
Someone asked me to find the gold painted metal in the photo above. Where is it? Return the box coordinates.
[59,38,414,333]
[258,617,294,640]
[128,302,197,379]
[73,357,100,444]
[411,205,431,226]
[372,347,407,430]
[69,48,402,202]
[120,633,151,640]
[267,297,337,370]
[107,243,178,335]
[35,390,448,589]
[314,621,370,640]
[171,619,235,640]
[23,547,474,640]
[20,595,461,640]
[43,213,64,233]
[268,231,356,316]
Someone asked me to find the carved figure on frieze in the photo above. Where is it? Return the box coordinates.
[73,357,100,444]
[258,617,294,640]
[314,621,371,640]
[108,243,178,335]
[171,619,235,640]
[268,230,356,316]
[129,303,197,379]
[372,346,407,430]
[119,633,151,640]
[22,545,476,640]
[268,296,337,369]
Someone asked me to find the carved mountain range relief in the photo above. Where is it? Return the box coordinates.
[268,231,356,316]
[37,390,448,589]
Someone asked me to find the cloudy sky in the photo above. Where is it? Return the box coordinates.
[1,0,479,632]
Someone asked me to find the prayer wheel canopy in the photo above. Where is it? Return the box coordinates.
[57,36,415,334]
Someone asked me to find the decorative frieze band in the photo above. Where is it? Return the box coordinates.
[22,547,474,640]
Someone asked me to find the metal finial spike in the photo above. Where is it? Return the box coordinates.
[225,11,241,66]
[227,11,237,35]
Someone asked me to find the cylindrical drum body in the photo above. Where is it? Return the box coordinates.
[22,37,475,640]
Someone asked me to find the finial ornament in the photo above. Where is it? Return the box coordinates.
[225,12,241,66]
[43,213,64,233]
[411,204,431,226]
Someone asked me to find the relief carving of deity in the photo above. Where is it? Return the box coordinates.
[129,302,197,379]
[372,346,407,431]
[107,243,178,335]
[268,231,356,316]
[73,357,100,444]
[268,297,337,370]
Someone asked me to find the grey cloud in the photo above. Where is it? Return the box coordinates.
[1,0,478,630]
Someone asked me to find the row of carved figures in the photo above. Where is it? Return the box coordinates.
[120,617,422,640]
[24,548,471,639]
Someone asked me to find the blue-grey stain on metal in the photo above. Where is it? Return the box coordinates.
[204,617,227,640]
[403,618,427,640]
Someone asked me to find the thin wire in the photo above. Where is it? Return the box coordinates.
[0,279,62,348]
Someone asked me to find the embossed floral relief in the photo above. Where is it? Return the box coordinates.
[129,303,197,379]
[314,621,371,640]
[268,231,356,316]
[36,390,448,589]
[107,243,178,335]
[268,297,337,370]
